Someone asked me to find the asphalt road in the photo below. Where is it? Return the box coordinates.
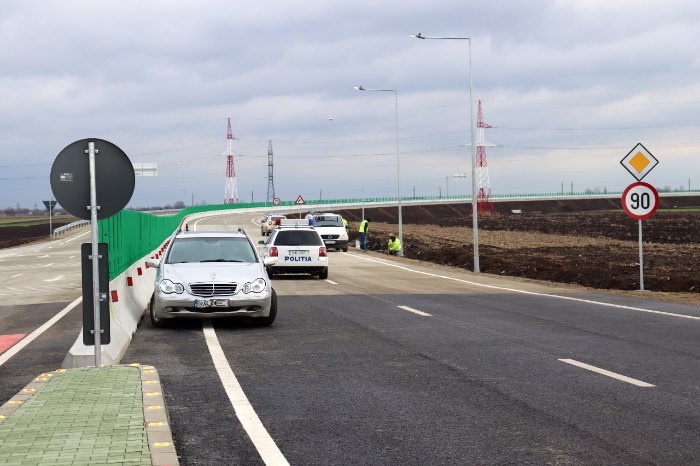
[0,229,86,403]
[122,212,700,465]
[1,213,698,465]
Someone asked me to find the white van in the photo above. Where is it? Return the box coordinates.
[313,213,349,252]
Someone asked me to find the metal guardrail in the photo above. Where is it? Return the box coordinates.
[52,220,90,237]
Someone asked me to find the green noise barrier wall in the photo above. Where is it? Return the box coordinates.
[98,203,250,280]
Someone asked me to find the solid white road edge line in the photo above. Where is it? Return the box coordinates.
[342,253,700,321]
[0,296,82,368]
[558,358,655,387]
[202,321,290,466]
[398,305,432,317]
[325,279,339,285]
[10,273,22,278]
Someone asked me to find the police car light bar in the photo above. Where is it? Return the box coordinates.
[279,219,312,228]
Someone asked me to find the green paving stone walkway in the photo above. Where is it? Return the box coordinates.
[0,366,151,466]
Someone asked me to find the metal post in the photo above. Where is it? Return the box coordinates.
[638,219,644,291]
[87,141,101,368]
[394,91,403,257]
[468,38,479,272]
[361,191,365,221]
[446,176,449,197]
[49,197,53,237]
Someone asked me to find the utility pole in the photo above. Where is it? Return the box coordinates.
[267,140,275,202]
[439,186,442,198]
[561,182,564,195]
[570,181,573,195]
[319,189,322,201]
[446,176,449,197]
[251,190,254,203]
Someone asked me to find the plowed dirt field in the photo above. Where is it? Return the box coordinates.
[337,200,700,297]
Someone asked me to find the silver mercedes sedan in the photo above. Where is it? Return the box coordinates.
[147,229,276,327]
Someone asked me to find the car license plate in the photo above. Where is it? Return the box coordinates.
[325,240,336,244]
[289,250,309,256]
[194,299,228,308]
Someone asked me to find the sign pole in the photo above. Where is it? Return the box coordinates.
[638,219,644,291]
[87,141,102,368]
[49,198,53,237]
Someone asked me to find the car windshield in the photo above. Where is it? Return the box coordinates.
[274,230,323,246]
[313,215,343,227]
[167,237,257,264]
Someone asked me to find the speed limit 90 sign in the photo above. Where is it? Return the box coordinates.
[622,181,660,220]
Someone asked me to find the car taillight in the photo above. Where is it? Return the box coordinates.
[319,247,327,257]
[270,247,278,257]
[274,218,281,225]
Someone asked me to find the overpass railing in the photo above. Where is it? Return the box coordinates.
[52,220,90,237]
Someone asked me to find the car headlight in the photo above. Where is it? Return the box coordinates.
[243,278,266,294]
[159,279,184,294]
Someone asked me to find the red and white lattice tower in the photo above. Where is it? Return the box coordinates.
[475,100,494,216]
[224,117,238,204]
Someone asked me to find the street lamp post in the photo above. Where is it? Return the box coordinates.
[354,85,403,256]
[411,32,479,272]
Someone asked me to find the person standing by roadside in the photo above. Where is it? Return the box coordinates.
[387,233,401,255]
[305,210,315,227]
[359,218,370,253]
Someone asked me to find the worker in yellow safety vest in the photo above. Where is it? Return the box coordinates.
[387,233,401,255]
[359,218,370,253]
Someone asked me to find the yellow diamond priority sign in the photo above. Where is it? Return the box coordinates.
[620,143,658,181]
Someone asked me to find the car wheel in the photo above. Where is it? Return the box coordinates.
[253,289,277,327]
[342,246,348,252]
[149,296,166,328]
[318,267,328,280]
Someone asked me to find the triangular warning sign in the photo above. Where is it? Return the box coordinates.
[295,195,305,205]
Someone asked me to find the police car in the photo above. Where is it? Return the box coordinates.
[259,219,329,279]
[313,213,349,252]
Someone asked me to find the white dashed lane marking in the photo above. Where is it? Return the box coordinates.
[398,305,432,317]
[10,274,22,278]
[559,359,655,388]
[44,276,64,282]
[325,279,338,285]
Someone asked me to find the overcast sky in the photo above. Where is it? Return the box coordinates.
[2,0,699,209]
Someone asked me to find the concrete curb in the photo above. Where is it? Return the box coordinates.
[132,363,179,466]
[0,369,62,421]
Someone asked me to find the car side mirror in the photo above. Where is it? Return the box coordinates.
[263,257,277,266]
[146,259,160,268]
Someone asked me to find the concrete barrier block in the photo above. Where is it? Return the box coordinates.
[62,242,164,369]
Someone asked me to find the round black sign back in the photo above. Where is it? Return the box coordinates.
[50,138,135,220]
